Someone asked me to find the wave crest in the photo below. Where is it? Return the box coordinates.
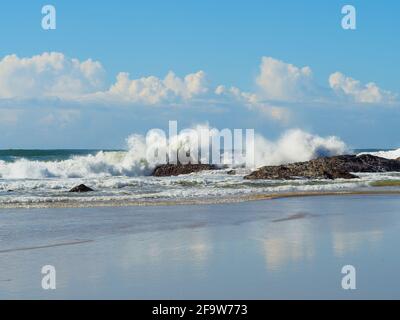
[0,127,348,179]
[359,148,400,160]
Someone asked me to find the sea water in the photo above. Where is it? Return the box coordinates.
[1,148,400,207]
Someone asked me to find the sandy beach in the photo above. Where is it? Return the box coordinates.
[1,194,400,299]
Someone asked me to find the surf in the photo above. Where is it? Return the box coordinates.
[0,127,349,180]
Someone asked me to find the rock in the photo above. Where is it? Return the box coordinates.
[244,154,400,180]
[152,164,218,177]
[69,184,94,192]
[227,170,236,175]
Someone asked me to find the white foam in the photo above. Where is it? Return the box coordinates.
[0,150,153,180]
[358,148,400,160]
[1,170,400,207]
[0,127,348,180]
[253,129,348,167]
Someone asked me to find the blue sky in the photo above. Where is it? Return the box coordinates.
[0,0,399,149]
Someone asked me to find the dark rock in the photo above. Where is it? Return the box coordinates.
[69,184,94,192]
[227,170,236,175]
[152,164,218,177]
[244,154,400,180]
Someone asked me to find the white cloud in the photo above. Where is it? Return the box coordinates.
[0,51,396,128]
[255,57,397,105]
[215,85,290,122]
[256,57,315,101]
[329,72,396,104]
[0,51,288,124]
[0,52,106,99]
[104,70,208,104]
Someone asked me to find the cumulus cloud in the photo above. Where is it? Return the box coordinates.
[329,72,396,104]
[0,52,211,107]
[0,52,290,126]
[256,57,316,101]
[104,70,208,104]
[254,57,397,105]
[215,85,290,122]
[0,51,397,127]
[0,52,106,99]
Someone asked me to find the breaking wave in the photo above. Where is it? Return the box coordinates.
[253,129,348,166]
[358,148,400,160]
[0,127,348,180]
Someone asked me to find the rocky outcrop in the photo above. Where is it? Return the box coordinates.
[69,184,94,192]
[152,164,218,177]
[245,154,400,180]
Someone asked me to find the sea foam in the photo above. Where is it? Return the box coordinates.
[359,148,400,160]
[0,127,348,179]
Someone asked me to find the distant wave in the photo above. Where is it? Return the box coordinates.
[358,148,400,160]
[0,151,153,179]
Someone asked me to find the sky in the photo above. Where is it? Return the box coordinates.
[0,0,399,149]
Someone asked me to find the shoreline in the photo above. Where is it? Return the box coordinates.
[1,190,400,210]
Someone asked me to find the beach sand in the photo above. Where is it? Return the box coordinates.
[1,194,400,299]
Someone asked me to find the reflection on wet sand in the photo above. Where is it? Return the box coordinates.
[259,205,388,271]
[331,229,383,257]
[1,195,400,299]
[118,227,212,271]
[259,218,316,271]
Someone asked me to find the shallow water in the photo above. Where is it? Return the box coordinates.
[2,148,400,207]
[1,195,399,299]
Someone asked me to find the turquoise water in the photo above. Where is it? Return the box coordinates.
[0,195,399,299]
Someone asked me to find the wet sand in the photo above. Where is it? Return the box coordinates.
[1,194,400,299]
[1,189,400,209]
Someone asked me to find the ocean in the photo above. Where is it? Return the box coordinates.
[2,149,400,299]
[1,148,400,208]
